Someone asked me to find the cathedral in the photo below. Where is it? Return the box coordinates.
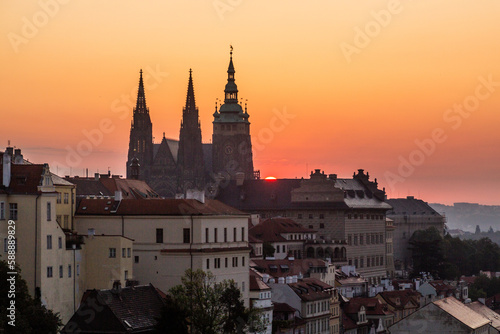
[126,49,256,197]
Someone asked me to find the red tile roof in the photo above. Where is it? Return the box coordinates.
[288,277,333,301]
[76,198,245,216]
[377,290,421,310]
[252,258,328,278]
[0,164,44,194]
[343,297,392,316]
[249,217,316,242]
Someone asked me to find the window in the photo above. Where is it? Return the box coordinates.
[320,223,325,229]
[206,228,209,243]
[214,228,218,242]
[72,192,74,204]
[214,258,221,269]
[224,228,227,242]
[232,257,238,267]
[348,235,352,245]
[59,265,63,278]
[56,215,61,224]
[225,257,228,267]
[360,235,364,245]
[125,270,129,280]
[156,228,163,243]
[183,228,190,243]
[319,214,324,219]
[234,227,237,241]
[109,248,116,258]
[242,256,245,267]
[64,193,69,204]
[122,248,126,258]
[56,193,61,204]
[135,256,139,263]
[360,257,364,268]
[309,225,313,229]
[58,237,62,249]
[64,215,69,228]
[367,234,371,244]
[308,214,313,219]
[68,265,72,278]
[298,213,303,219]
[276,245,280,253]
[127,248,131,258]
[241,227,245,241]
[380,256,384,266]
[9,203,17,220]
[77,264,80,276]
[47,266,53,278]
[206,259,210,269]
[0,202,4,220]
[242,281,245,292]
[47,202,51,221]
[47,235,52,249]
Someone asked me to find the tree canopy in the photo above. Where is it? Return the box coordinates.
[156,269,263,334]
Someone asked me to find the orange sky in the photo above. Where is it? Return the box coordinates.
[1,1,499,205]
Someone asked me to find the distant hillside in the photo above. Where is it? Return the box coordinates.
[430,202,500,232]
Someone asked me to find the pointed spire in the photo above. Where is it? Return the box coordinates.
[135,69,148,113]
[224,46,238,104]
[228,45,235,74]
[184,68,196,112]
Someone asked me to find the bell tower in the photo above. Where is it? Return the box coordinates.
[212,47,254,180]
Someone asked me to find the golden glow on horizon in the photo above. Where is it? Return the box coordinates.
[0,1,499,204]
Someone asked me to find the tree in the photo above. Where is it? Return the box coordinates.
[0,260,62,333]
[475,225,481,235]
[157,269,262,334]
[408,227,444,277]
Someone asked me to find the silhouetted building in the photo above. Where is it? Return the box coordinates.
[126,49,254,197]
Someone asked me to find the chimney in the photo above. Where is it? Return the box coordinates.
[94,173,99,181]
[278,277,285,284]
[186,189,205,203]
[13,149,23,164]
[112,280,122,294]
[115,191,123,201]
[3,151,11,187]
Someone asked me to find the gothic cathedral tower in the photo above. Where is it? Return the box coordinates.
[126,70,153,180]
[212,48,254,180]
[177,69,205,192]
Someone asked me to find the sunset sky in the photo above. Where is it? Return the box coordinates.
[1,1,499,205]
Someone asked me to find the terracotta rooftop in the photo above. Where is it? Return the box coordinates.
[377,290,421,310]
[249,217,316,243]
[343,297,393,316]
[65,175,159,199]
[0,164,45,194]
[251,258,328,278]
[76,198,245,216]
[288,277,333,301]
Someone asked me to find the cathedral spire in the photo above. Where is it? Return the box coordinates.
[135,69,148,114]
[224,46,238,104]
[184,68,196,112]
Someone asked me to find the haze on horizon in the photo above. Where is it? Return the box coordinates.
[1,1,499,205]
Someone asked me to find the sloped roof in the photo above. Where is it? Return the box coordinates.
[434,297,490,329]
[429,280,456,295]
[251,258,328,278]
[273,302,296,313]
[249,271,271,291]
[288,277,333,301]
[65,177,114,197]
[467,301,500,330]
[386,197,442,216]
[335,178,392,209]
[76,198,245,216]
[377,290,421,310]
[343,297,393,316]
[0,164,44,194]
[61,284,166,333]
[249,217,316,242]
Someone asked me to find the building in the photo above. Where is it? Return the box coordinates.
[341,297,394,333]
[125,49,255,197]
[388,296,495,334]
[418,280,456,305]
[61,283,166,334]
[51,173,76,230]
[249,217,317,259]
[74,197,251,305]
[0,147,85,323]
[385,218,395,278]
[269,277,334,334]
[273,302,306,333]
[249,269,273,334]
[216,169,391,283]
[386,196,446,271]
[375,290,421,323]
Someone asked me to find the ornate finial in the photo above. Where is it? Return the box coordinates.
[230,44,233,57]
[245,99,248,113]
[163,132,165,138]
[189,68,192,76]
[215,98,218,111]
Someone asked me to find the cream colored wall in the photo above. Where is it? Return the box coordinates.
[84,235,133,290]
[75,214,251,306]
[54,184,76,230]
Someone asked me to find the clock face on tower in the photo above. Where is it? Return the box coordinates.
[224,143,234,155]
